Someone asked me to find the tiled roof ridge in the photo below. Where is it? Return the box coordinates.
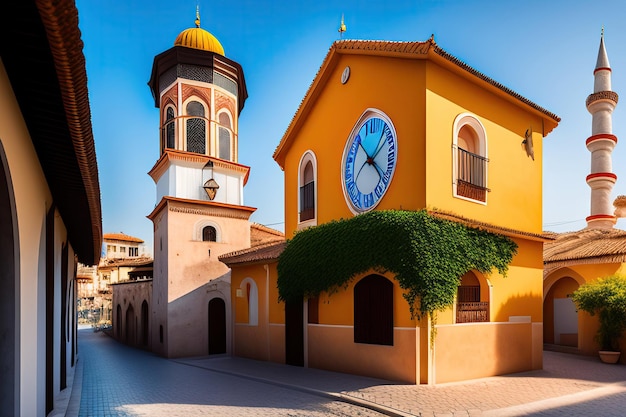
[37,0,102,264]
[273,38,559,163]
[103,233,145,243]
[250,222,285,237]
[428,209,554,241]
[544,228,626,264]
[219,240,285,265]
[336,39,560,122]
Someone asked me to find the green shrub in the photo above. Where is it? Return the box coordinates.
[571,275,626,351]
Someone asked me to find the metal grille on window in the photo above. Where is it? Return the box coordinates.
[165,107,175,149]
[457,148,488,202]
[186,101,206,154]
[219,127,230,160]
[202,226,217,242]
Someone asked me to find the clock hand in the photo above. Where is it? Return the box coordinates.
[355,161,368,182]
[357,140,370,158]
[372,130,387,159]
[371,160,385,182]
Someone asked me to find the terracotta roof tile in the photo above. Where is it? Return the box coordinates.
[1,0,103,264]
[544,228,626,270]
[219,241,285,266]
[429,210,554,242]
[103,233,144,243]
[98,256,153,268]
[250,223,284,247]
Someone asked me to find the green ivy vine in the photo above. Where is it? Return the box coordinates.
[277,210,517,319]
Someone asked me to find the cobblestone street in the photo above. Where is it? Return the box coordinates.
[74,329,383,416]
[69,328,626,416]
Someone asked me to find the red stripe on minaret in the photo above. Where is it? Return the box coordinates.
[586,214,616,221]
[594,67,612,74]
[586,133,618,145]
[586,172,618,182]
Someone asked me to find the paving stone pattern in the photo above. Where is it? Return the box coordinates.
[77,330,382,416]
[75,328,626,417]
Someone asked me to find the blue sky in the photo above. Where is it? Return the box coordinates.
[76,0,626,255]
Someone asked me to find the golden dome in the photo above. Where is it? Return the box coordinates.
[174,10,225,55]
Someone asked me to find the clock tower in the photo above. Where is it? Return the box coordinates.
[147,10,255,358]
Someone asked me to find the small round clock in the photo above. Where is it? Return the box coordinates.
[342,109,397,213]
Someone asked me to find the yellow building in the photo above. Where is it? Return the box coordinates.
[222,38,559,384]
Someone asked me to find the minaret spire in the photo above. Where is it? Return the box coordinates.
[585,30,619,229]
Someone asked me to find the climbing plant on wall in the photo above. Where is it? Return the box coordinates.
[277,210,517,319]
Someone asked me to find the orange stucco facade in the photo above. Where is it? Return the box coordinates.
[227,39,559,384]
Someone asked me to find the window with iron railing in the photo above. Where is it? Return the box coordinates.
[299,181,315,222]
[457,148,488,202]
[456,285,488,323]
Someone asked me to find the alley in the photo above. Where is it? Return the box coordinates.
[74,329,383,416]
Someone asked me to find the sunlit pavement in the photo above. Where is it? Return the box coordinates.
[68,328,626,416]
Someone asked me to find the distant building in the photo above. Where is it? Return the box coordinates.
[98,233,153,341]
[222,38,560,384]
[103,232,147,258]
[543,33,626,362]
[0,0,102,414]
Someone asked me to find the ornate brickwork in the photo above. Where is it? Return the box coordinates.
[181,84,212,111]
[586,90,619,107]
[215,92,236,118]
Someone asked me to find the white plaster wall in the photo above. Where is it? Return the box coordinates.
[156,163,245,205]
[0,59,73,416]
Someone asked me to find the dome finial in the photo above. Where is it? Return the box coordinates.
[195,5,201,28]
[338,14,347,39]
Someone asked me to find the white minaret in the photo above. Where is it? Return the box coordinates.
[586,30,618,229]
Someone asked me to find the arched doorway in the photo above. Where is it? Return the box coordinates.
[0,141,17,415]
[125,304,135,346]
[141,300,149,348]
[544,276,579,347]
[208,298,226,354]
[354,274,394,345]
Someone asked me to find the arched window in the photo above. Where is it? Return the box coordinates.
[298,151,317,224]
[354,274,393,345]
[218,112,231,161]
[456,271,489,323]
[162,106,175,151]
[202,226,217,242]
[453,113,488,203]
[186,100,206,154]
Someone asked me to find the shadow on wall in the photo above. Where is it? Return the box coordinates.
[165,272,231,358]
[493,292,542,376]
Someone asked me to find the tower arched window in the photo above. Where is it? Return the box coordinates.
[186,100,206,154]
[298,151,317,224]
[202,226,217,242]
[453,113,488,203]
[162,106,176,151]
[218,112,231,161]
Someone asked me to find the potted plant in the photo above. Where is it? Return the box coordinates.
[571,275,626,363]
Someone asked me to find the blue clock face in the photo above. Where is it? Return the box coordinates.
[343,114,397,212]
